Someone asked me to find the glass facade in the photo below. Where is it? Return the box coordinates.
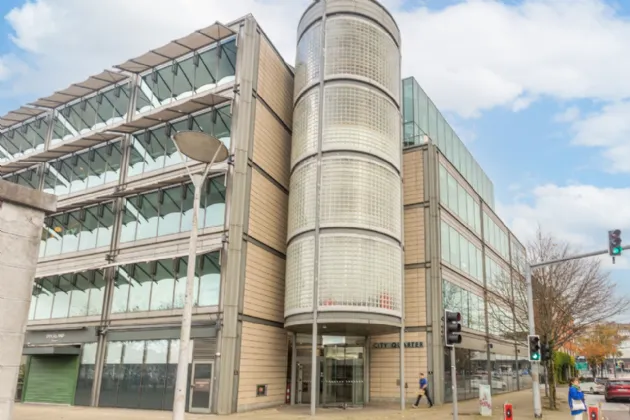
[52,83,132,145]
[136,37,237,113]
[440,220,483,282]
[485,255,510,294]
[2,167,40,189]
[40,203,116,258]
[43,141,123,196]
[442,280,485,333]
[99,339,183,410]
[128,106,231,178]
[0,115,49,161]
[402,77,494,208]
[439,163,481,235]
[119,176,225,244]
[483,212,509,260]
[111,252,220,314]
[29,270,106,320]
[75,343,98,406]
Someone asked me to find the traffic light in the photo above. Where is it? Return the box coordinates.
[541,342,552,362]
[609,229,622,256]
[528,335,541,362]
[445,310,462,347]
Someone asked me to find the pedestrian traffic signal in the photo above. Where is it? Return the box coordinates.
[445,310,462,347]
[541,342,552,362]
[528,335,541,362]
[609,229,622,256]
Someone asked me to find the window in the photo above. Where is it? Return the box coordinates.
[111,252,220,314]
[127,106,231,177]
[442,279,485,333]
[137,38,237,113]
[75,342,97,406]
[439,163,481,235]
[43,141,123,196]
[483,212,509,260]
[52,83,131,144]
[120,177,225,244]
[41,203,115,257]
[441,220,483,282]
[0,116,48,161]
[485,256,509,294]
[29,270,106,320]
[2,168,40,190]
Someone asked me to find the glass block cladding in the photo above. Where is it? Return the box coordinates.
[285,0,404,333]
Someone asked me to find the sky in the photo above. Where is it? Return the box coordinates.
[1,0,630,319]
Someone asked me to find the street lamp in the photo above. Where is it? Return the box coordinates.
[170,130,229,420]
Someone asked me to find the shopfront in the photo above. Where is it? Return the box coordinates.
[292,335,367,408]
[21,327,98,406]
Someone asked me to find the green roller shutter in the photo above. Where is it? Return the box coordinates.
[24,356,79,405]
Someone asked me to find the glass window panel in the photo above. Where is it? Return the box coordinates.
[96,203,115,248]
[173,257,199,308]
[437,114,445,148]
[78,208,99,251]
[135,192,160,241]
[145,340,168,364]
[88,271,106,316]
[28,294,37,320]
[447,173,457,213]
[439,164,448,204]
[428,101,437,140]
[457,185,467,222]
[150,261,175,311]
[466,195,475,232]
[459,238,469,274]
[172,59,195,97]
[449,226,459,268]
[44,216,63,256]
[403,79,413,123]
[120,200,139,243]
[127,263,152,312]
[106,341,123,364]
[34,289,53,319]
[202,177,226,228]
[217,40,237,82]
[58,212,80,254]
[112,269,131,313]
[128,139,146,177]
[469,244,478,282]
[196,49,218,89]
[68,154,90,193]
[417,88,428,135]
[69,273,90,317]
[157,186,182,236]
[440,221,450,262]
[51,278,71,318]
[213,108,232,144]
[197,253,220,307]
[180,184,195,233]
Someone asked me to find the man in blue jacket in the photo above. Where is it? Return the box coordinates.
[568,377,587,419]
[413,373,433,408]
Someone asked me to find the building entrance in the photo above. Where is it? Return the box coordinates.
[294,335,366,408]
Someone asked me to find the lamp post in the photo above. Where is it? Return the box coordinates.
[170,131,229,420]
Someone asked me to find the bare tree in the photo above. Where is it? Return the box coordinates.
[489,228,630,409]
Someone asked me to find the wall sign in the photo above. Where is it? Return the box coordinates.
[24,327,97,345]
[373,341,424,349]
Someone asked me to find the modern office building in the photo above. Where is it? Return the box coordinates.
[2,0,530,415]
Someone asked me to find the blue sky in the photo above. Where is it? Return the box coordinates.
[1,0,630,319]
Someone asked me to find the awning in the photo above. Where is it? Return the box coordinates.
[29,70,128,109]
[22,346,82,356]
[106,90,230,135]
[0,106,47,130]
[114,22,235,73]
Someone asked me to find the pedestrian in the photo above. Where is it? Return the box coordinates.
[568,377,587,420]
[413,373,433,408]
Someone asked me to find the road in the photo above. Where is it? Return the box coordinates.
[586,393,630,420]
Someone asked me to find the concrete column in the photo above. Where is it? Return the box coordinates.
[0,180,56,420]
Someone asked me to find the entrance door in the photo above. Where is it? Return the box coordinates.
[189,361,214,413]
[322,346,364,407]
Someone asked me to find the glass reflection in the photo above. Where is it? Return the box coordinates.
[111,252,220,314]
[442,279,486,333]
[2,167,40,190]
[75,342,97,406]
[0,116,48,162]
[441,221,483,282]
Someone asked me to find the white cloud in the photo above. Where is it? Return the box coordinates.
[499,183,630,269]
[554,105,581,123]
[569,101,630,173]
[1,0,630,117]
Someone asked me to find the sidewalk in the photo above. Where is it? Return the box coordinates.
[13,388,572,420]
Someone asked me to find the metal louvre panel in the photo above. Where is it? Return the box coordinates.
[294,21,322,98]
[287,159,317,240]
[322,83,401,169]
[318,233,402,316]
[291,89,319,168]
[285,235,315,316]
[192,338,217,360]
[324,16,400,102]
[320,156,401,240]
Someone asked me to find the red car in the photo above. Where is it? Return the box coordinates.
[605,379,630,402]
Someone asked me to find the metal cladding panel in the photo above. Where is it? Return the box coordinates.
[286,0,403,326]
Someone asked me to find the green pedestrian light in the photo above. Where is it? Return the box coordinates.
[528,335,541,362]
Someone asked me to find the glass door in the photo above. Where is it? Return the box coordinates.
[189,361,214,413]
[322,346,364,407]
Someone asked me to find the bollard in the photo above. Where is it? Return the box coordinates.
[588,405,599,420]
[504,402,513,420]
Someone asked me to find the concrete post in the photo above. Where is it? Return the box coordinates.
[0,180,56,420]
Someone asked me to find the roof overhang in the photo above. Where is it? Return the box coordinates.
[29,70,129,109]
[114,22,235,73]
[0,106,48,130]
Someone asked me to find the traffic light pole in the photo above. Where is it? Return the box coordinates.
[451,348,458,420]
[525,243,630,418]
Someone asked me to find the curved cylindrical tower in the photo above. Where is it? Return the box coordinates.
[285,0,404,335]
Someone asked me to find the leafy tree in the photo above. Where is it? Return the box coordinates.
[489,228,629,409]
[578,324,622,378]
